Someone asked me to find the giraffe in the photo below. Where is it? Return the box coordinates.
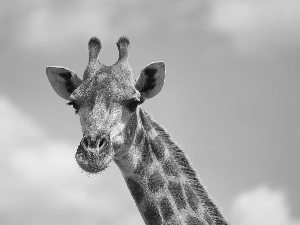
[46,36,229,225]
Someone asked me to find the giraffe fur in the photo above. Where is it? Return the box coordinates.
[141,110,228,224]
[118,108,228,225]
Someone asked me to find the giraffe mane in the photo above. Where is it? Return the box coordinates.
[143,111,228,224]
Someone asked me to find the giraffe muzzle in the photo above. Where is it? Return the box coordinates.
[75,135,114,173]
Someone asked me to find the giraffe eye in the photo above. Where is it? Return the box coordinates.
[67,101,80,114]
[127,99,140,112]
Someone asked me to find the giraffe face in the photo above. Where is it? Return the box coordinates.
[46,37,165,174]
[69,68,141,173]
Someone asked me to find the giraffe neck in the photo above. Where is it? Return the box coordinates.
[114,108,228,225]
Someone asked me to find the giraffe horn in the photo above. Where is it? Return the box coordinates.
[88,37,102,63]
[116,36,130,62]
[83,37,105,81]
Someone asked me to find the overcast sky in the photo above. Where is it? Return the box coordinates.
[1,0,300,224]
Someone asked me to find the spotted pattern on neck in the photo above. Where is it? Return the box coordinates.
[116,108,229,225]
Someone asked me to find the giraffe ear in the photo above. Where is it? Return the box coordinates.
[135,62,165,100]
[46,66,82,100]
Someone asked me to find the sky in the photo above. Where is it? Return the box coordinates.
[0,0,300,224]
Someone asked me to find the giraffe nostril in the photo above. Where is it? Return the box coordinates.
[98,136,109,150]
[82,135,93,149]
[82,137,89,148]
[99,138,105,148]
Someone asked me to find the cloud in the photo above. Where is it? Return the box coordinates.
[0,97,43,143]
[14,1,120,50]
[0,0,207,51]
[208,0,300,55]
[230,185,300,225]
[0,0,142,50]
[0,96,143,225]
[4,0,299,56]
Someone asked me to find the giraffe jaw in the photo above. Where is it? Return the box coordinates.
[75,144,114,173]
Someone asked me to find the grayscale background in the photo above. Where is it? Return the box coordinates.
[1,0,300,224]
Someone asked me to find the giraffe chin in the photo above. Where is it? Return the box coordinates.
[75,145,114,174]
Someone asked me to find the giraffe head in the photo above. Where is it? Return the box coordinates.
[46,37,166,173]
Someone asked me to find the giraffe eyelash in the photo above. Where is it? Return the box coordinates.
[67,101,80,114]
